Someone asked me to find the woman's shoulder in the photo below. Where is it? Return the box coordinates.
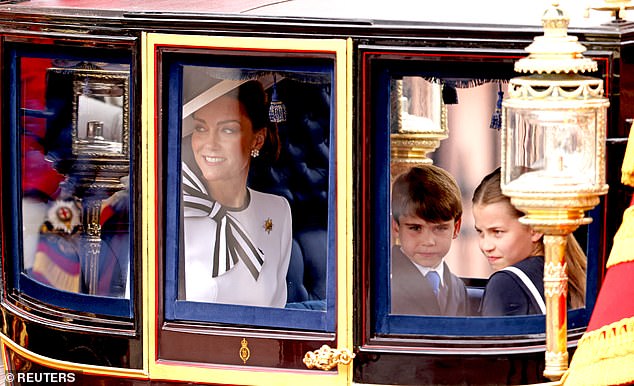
[248,188,291,211]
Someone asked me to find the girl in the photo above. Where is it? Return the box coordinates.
[472,168,586,316]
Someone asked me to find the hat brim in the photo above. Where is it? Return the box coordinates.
[181,73,277,138]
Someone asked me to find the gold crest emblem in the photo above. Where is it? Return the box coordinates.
[239,338,250,364]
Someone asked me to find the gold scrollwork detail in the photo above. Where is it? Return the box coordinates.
[544,261,568,297]
[544,349,569,380]
[545,350,569,368]
[544,261,567,279]
[508,78,604,100]
[239,338,250,364]
[303,345,355,371]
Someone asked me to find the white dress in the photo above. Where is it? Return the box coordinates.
[184,188,292,308]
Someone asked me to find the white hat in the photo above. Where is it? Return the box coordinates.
[181,66,277,137]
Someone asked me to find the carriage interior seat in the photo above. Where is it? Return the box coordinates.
[247,78,330,310]
[285,228,328,309]
[463,278,487,316]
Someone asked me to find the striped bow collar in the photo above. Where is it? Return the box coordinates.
[182,161,264,280]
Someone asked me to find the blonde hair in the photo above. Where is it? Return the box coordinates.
[472,168,586,309]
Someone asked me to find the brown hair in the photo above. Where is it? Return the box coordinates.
[472,168,586,308]
[227,80,281,161]
[392,164,462,224]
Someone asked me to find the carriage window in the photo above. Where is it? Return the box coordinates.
[4,45,133,317]
[366,54,600,336]
[161,54,337,332]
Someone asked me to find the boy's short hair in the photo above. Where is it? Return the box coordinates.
[391,165,463,224]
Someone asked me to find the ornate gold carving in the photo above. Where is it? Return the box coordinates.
[239,338,250,364]
[391,134,447,161]
[509,196,602,216]
[544,261,568,297]
[507,77,605,100]
[541,231,573,381]
[515,3,597,75]
[303,345,355,371]
[544,350,569,380]
[545,261,567,277]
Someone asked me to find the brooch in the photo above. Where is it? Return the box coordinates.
[47,200,81,234]
[263,218,273,234]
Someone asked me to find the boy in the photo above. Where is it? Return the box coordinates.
[391,165,468,316]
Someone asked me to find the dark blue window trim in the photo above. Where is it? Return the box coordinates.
[19,274,132,317]
[4,43,134,319]
[370,63,599,337]
[162,53,337,332]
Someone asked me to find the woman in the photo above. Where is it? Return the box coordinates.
[181,79,292,308]
[472,168,586,316]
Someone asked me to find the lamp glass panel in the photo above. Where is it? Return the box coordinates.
[505,107,598,190]
[394,77,445,134]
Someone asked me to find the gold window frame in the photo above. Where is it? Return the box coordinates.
[142,32,352,386]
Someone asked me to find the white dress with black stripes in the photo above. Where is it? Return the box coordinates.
[184,188,292,308]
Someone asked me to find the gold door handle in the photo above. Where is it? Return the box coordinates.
[303,345,355,371]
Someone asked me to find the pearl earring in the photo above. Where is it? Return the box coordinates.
[250,148,259,158]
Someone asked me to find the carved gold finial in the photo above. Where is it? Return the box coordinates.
[303,345,355,371]
[515,2,597,75]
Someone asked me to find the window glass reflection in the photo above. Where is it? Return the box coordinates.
[388,77,587,317]
[21,57,131,298]
[178,65,331,310]
[390,164,468,316]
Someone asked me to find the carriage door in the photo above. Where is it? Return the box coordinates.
[142,33,353,385]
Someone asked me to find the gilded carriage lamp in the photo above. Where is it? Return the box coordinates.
[69,68,130,295]
[390,78,448,178]
[500,3,609,381]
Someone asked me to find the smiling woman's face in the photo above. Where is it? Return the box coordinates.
[472,201,542,271]
[190,95,262,187]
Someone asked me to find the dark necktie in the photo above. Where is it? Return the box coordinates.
[426,270,441,296]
